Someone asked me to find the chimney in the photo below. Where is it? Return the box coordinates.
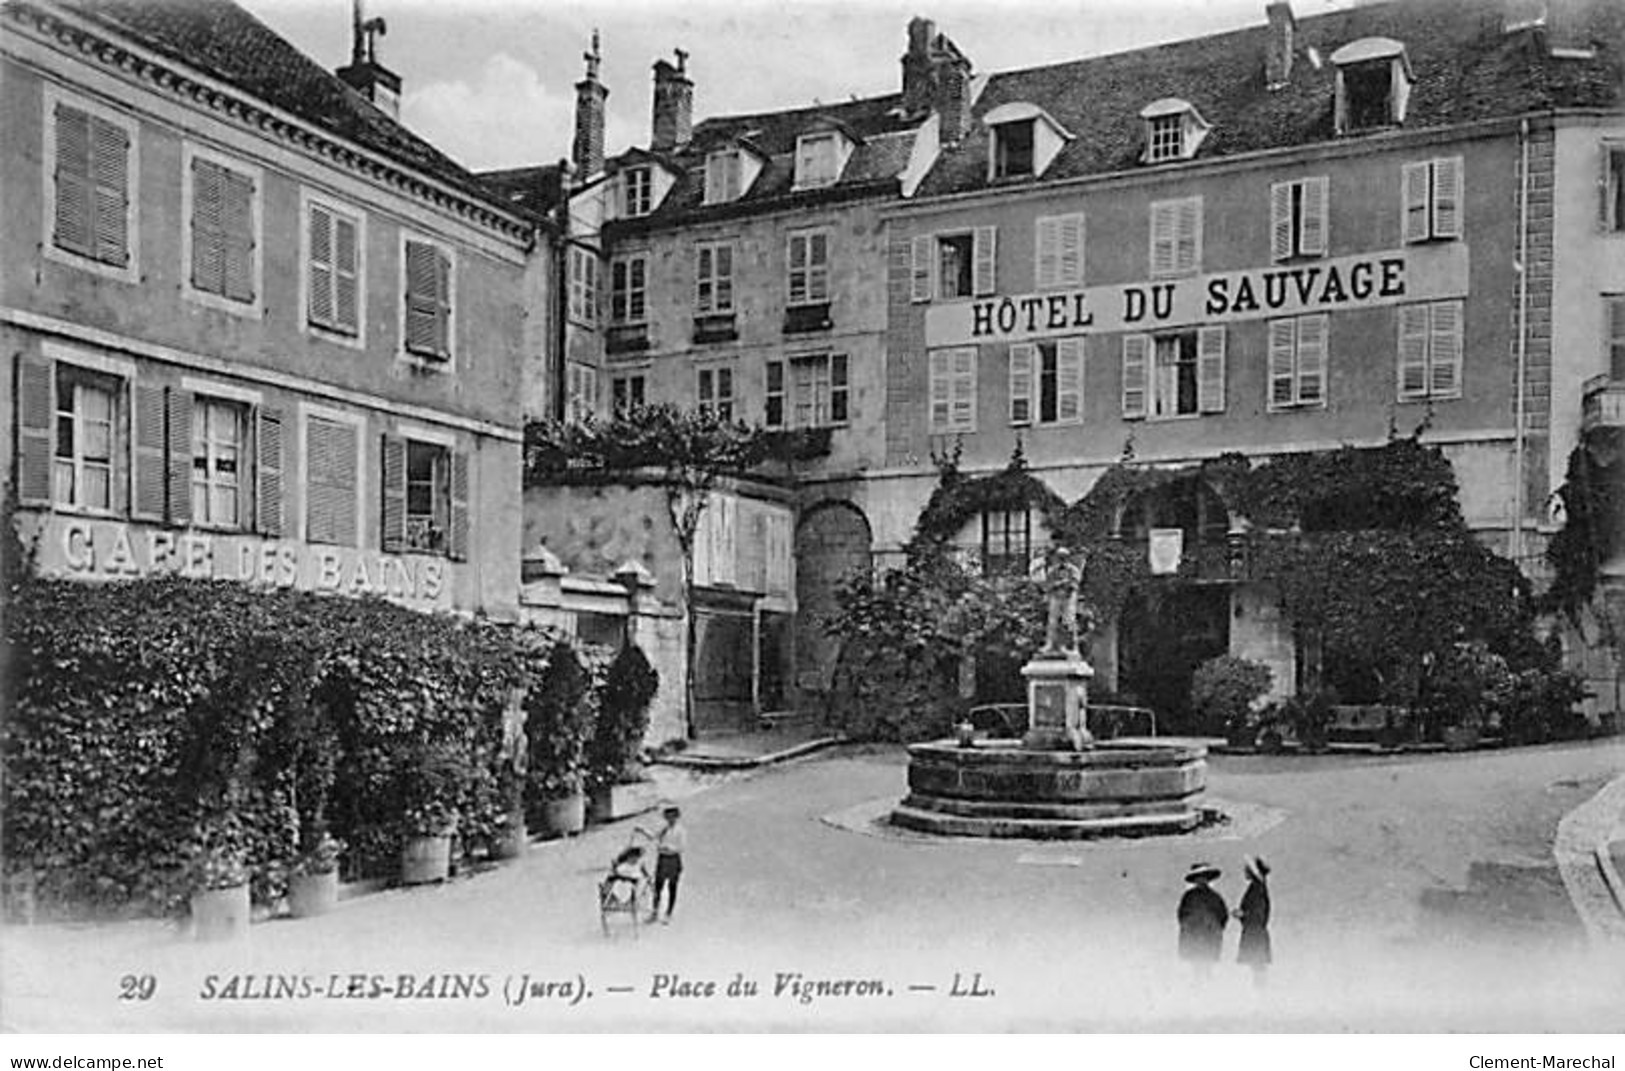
[573,30,608,178]
[651,49,693,151]
[1265,2,1296,89]
[335,0,402,120]
[900,16,973,143]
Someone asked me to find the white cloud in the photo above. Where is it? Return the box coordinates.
[402,53,573,171]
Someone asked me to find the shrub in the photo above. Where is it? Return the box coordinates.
[587,643,659,791]
[524,640,596,808]
[1502,665,1589,745]
[1190,655,1273,740]
[828,643,964,743]
[1282,687,1337,752]
[1419,640,1514,738]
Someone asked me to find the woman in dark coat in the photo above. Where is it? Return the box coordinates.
[1176,862,1228,979]
[1235,857,1272,987]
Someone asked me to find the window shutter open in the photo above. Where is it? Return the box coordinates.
[911,235,934,303]
[1121,335,1149,419]
[1056,337,1084,422]
[222,169,255,302]
[165,389,192,524]
[1197,325,1226,413]
[53,105,93,256]
[1432,157,1462,239]
[191,160,225,292]
[15,355,54,507]
[1402,161,1430,243]
[334,217,359,331]
[256,407,283,537]
[449,450,470,561]
[1035,217,1060,289]
[951,348,977,429]
[405,240,440,356]
[1009,343,1035,424]
[1397,304,1430,398]
[1600,143,1622,232]
[1176,198,1201,274]
[1269,183,1293,262]
[380,434,406,553]
[929,350,951,430]
[90,116,129,266]
[1301,177,1328,255]
[309,206,335,326]
[132,383,166,521]
[1059,214,1085,287]
[973,225,997,296]
[1297,314,1328,404]
[1428,300,1463,397]
[1268,318,1297,409]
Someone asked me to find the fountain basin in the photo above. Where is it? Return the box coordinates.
[892,738,1208,839]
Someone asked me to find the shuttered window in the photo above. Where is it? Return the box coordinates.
[52,365,119,513]
[51,101,131,268]
[1137,327,1226,418]
[1014,339,1085,425]
[189,156,257,304]
[568,245,599,325]
[1149,197,1202,277]
[1267,315,1330,410]
[306,415,358,546]
[1269,177,1328,261]
[404,238,453,360]
[705,150,741,204]
[929,347,977,433]
[1402,157,1463,243]
[1035,213,1085,289]
[308,201,360,336]
[1396,300,1463,401]
[191,397,245,528]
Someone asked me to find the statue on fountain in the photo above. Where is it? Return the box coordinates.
[1041,546,1086,660]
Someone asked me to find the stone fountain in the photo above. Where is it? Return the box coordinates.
[891,548,1209,839]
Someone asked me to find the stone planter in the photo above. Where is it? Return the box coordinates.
[1443,726,1481,752]
[191,884,250,941]
[536,794,586,839]
[588,781,660,825]
[492,810,528,860]
[288,870,339,918]
[400,834,452,885]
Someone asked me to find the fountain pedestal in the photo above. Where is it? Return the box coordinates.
[1022,654,1094,751]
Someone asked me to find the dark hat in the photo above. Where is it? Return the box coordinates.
[661,802,681,816]
[1246,857,1270,880]
[1185,862,1221,883]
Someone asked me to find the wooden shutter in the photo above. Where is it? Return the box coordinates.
[1056,337,1084,422]
[1150,201,1176,276]
[1301,177,1328,256]
[1197,325,1226,413]
[1034,217,1060,289]
[307,417,357,545]
[433,246,452,355]
[950,348,977,430]
[1601,142,1623,232]
[1267,318,1297,409]
[53,104,93,257]
[256,407,283,537]
[1431,157,1462,240]
[131,383,167,521]
[1176,197,1201,274]
[1428,300,1463,398]
[405,240,440,356]
[380,434,406,553]
[1402,161,1430,243]
[911,235,935,303]
[972,225,997,296]
[1269,182,1294,262]
[191,160,224,292]
[334,216,359,331]
[15,355,54,507]
[1121,335,1149,419]
[90,116,129,266]
[449,450,470,562]
[308,205,335,326]
[165,388,192,524]
[221,168,255,302]
[1397,303,1430,399]
[1058,213,1085,287]
[1009,343,1035,424]
[1297,314,1328,405]
[929,350,951,430]
[1608,295,1625,379]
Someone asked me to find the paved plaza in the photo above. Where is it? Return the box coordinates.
[5,739,1624,1032]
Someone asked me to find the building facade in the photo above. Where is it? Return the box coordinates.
[2,0,538,618]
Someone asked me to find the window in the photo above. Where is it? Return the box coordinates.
[698,366,735,422]
[1121,327,1225,419]
[567,362,599,420]
[186,150,259,308]
[1267,316,1329,410]
[1603,142,1625,233]
[611,254,647,324]
[305,414,359,546]
[1270,177,1328,261]
[1139,99,1210,164]
[982,508,1031,576]
[696,241,734,314]
[405,441,449,553]
[568,245,599,325]
[795,133,840,189]
[1147,115,1183,163]
[764,354,848,429]
[307,199,361,337]
[929,347,977,432]
[1397,300,1463,401]
[992,119,1035,179]
[1149,197,1202,277]
[1009,339,1083,425]
[1402,158,1463,243]
[53,365,119,513]
[787,230,830,305]
[381,434,468,560]
[705,150,741,204]
[1343,62,1394,130]
[1609,295,1625,380]
[47,95,132,273]
[612,373,646,415]
[191,397,245,528]
[1034,213,1085,290]
[912,227,996,302]
[622,166,652,217]
[403,237,454,361]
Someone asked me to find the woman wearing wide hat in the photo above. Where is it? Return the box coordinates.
[1235,857,1272,986]
[1176,862,1228,979]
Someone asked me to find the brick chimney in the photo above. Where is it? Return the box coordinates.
[1265,2,1295,89]
[901,16,973,142]
[651,49,693,151]
[573,30,608,178]
[335,0,402,119]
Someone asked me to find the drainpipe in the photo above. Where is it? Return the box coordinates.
[1513,117,1530,567]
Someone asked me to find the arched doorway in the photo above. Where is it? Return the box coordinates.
[794,501,872,703]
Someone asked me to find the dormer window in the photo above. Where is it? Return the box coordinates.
[795,133,841,189]
[1139,99,1209,164]
[622,166,652,217]
[1331,38,1412,134]
[705,150,742,204]
[982,103,1072,182]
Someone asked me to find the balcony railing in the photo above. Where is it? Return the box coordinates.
[1582,374,1625,432]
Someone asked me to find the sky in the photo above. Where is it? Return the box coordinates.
[237,0,1358,174]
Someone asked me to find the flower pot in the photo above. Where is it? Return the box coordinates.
[400,834,452,885]
[492,810,528,860]
[588,781,660,824]
[288,870,339,918]
[191,883,250,941]
[536,793,586,839]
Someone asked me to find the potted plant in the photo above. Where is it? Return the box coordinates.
[526,641,594,839]
[1287,688,1335,754]
[398,742,468,884]
[586,644,661,823]
[1191,655,1273,745]
[287,829,343,918]
[187,812,251,942]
